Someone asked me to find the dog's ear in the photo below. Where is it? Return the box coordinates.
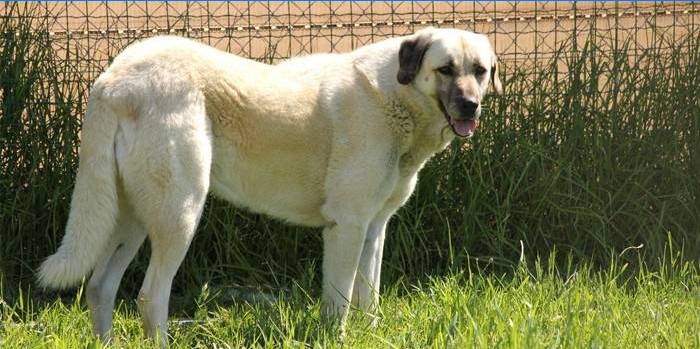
[490,53,503,94]
[397,32,432,85]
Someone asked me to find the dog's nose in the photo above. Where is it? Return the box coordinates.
[457,96,479,118]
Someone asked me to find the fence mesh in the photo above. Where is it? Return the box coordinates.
[1,1,700,288]
[2,1,698,85]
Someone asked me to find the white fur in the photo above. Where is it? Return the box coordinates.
[37,28,500,344]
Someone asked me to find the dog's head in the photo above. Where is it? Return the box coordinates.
[397,28,502,138]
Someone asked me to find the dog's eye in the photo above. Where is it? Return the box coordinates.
[436,65,453,76]
[474,65,487,75]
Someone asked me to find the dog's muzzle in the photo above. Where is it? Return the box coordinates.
[438,99,479,138]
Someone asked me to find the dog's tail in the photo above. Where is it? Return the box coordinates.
[38,86,121,289]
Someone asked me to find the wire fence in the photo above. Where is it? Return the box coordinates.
[2,1,698,84]
[2,2,700,289]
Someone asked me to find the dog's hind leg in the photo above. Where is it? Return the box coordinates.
[86,207,146,341]
[122,101,212,346]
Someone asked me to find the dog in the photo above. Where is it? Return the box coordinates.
[38,27,502,344]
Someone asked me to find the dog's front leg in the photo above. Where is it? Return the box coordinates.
[351,214,389,315]
[320,211,371,329]
[318,119,397,330]
[351,173,418,318]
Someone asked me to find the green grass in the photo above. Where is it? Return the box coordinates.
[1,3,84,290]
[2,254,698,348]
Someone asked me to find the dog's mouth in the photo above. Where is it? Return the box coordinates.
[437,99,478,138]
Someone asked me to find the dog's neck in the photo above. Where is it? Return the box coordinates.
[387,88,454,174]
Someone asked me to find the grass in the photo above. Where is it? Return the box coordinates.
[1,3,84,290]
[1,253,698,348]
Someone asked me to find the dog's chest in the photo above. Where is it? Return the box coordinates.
[398,136,450,176]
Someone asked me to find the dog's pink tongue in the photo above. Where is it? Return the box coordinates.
[453,119,477,137]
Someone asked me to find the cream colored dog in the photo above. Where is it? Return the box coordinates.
[38,27,502,344]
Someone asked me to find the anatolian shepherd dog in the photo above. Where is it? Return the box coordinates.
[39,27,502,344]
